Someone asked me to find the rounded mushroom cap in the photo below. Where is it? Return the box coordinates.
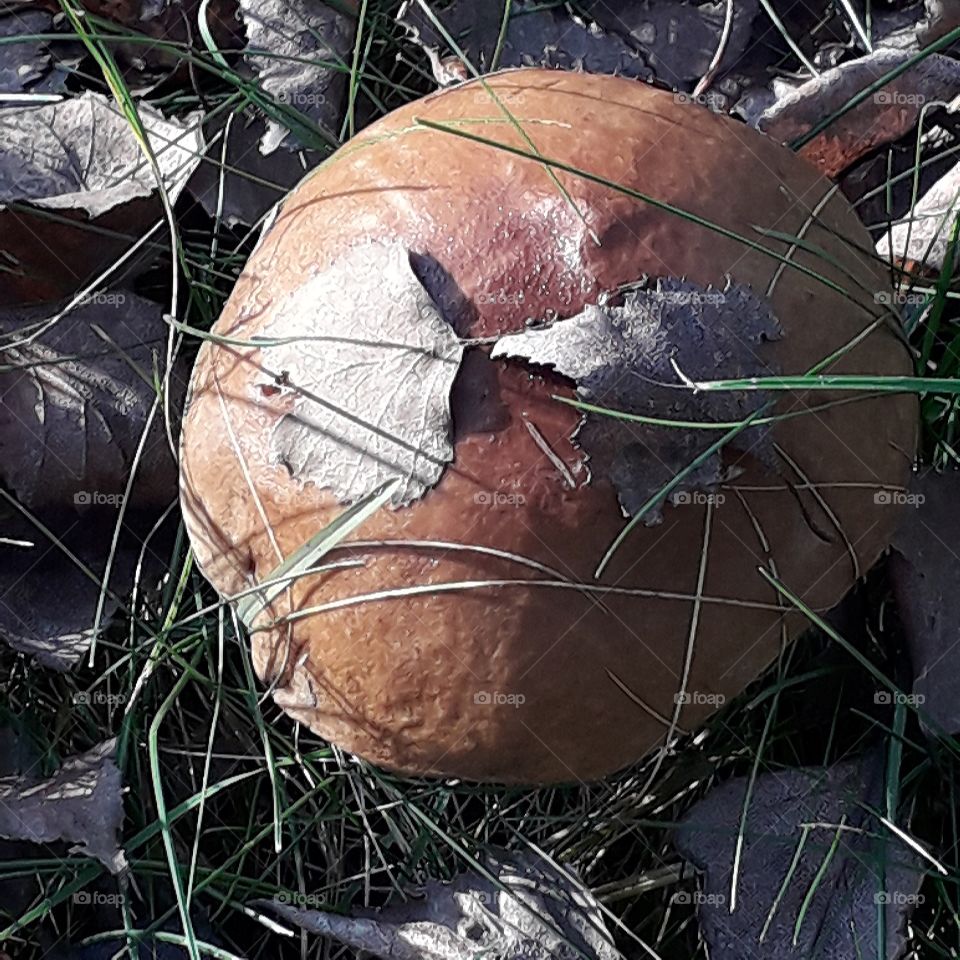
[180,69,916,784]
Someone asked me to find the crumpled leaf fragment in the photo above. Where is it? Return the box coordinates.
[0,92,202,304]
[491,279,782,521]
[260,242,464,506]
[398,0,652,83]
[255,847,623,960]
[675,749,924,960]
[586,0,760,85]
[0,739,126,874]
[890,469,960,734]
[757,50,960,178]
[0,292,181,513]
[238,0,354,153]
[875,159,960,273]
[0,10,61,93]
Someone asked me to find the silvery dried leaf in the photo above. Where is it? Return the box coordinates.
[491,279,781,522]
[0,92,201,215]
[398,0,652,82]
[586,0,759,85]
[259,241,463,506]
[0,739,126,873]
[255,848,623,960]
[238,0,354,153]
[675,749,924,960]
[757,50,960,177]
[890,469,960,734]
[0,292,181,513]
[875,160,960,272]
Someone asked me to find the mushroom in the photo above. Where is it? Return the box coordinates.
[180,69,916,784]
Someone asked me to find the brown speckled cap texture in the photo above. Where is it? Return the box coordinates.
[180,69,916,784]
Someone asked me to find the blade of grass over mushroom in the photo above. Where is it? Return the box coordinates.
[234,478,400,629]
[594,406,769,579]
[413,118,871,307]
[411,0,597,243]
[789,25,960,150]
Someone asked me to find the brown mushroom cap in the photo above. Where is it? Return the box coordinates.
[180,69,916,784]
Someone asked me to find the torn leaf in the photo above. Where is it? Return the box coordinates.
[260,242,464,506]
[255,847,623,960]
[0,292,181,514]
[890,469,960,734]
[238,0,354,153]
[491,279,781,522]
[0,739,126,873]
[674,749,924,960]
[398,0,652,83]
[757,50,960,178]
[0,92,202,304]
[586,0,759,85]
[875,159,960,273]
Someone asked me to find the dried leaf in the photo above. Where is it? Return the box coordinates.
[238,0,354,153]
[890,469,960,734]
[586,0,760,85]
[0,92,202,304]
[757,50,960,178]
[0,10,59,93]
[0,739,126,874]
[490,278,781,521]
[255,848,623,960]
[0,291,181,513]
[398,0,652,83]
[674,750,924,960]
[261,242,463,506]
[875,159,960,273]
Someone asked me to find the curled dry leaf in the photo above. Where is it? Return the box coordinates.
[0,739,126,874]
[875,158,960,273]
[890,469,960,734]
[398,0,651,83]
[260,241,463,506]
[256,848,623,960]
[757,50,960,178]
[675,749,924,960]
[238,0,354,153]
[491,278,782,521]
[0,92,202,305]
